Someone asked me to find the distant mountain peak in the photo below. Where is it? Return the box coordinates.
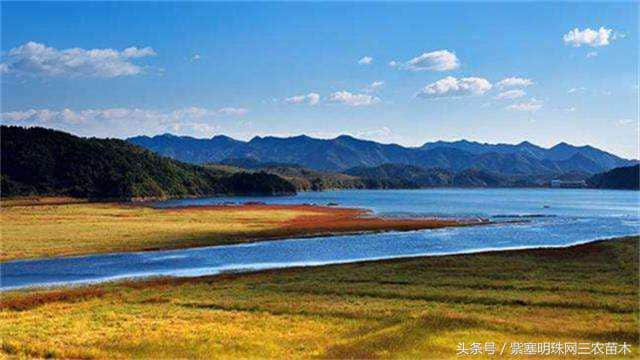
[127,132,634,174]
[250,134,311,141]
[159,133,189,139]
[211,134,233,140]
[552,142,572,148]
[290,134,312,140]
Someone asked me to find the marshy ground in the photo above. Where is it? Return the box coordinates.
[0,236,637,359]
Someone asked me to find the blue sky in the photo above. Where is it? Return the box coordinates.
[1,1,638,158]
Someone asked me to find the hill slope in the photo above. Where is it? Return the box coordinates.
[129,134,635,175]
[344,163,519,188]
[1,126,296,199]
[588,165,639,190]
[344,163,452,188]
[214,158,365,191]
[420,139,633,168]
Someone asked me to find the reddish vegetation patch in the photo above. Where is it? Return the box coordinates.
[280,206,464,233]
[0,287,107,311]
[165,203,478,236]
[0,196,89,207]
[162,203,366,214]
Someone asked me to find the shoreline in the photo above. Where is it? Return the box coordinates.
[0,202,482,262]
[0,236,640,359]
[1,217,492,266]
[2,235,637,294]
[1,236,637,358]
[3,183,637,208]
[139,234,640,288]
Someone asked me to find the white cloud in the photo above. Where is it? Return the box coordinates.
[563,27,615,47]
[307,93,321,105]
[358,56,373,65]
[356,126,392,138]
[328,91,380,106]
[285,93,320,106]
[120,47,156,58]
[496,77,533,89]
[564,106,577,112]
[190,54,201,62]
[355,126,404,143]
[388,60,399,67]
[370,80,384,89]
[586,51,598,58]
[2,109,57,122]
[1,106,248,138]
[618,118,634,126]
[416,76,492,99]
[284,95,306,104]
[216,107,249,116]
[506,98,543,112]
[364,80,384,93]
[568,87,586,93]
[399,50,460,72]
[495,89,526,100]
[0,41,156,78]
[59,108,85,124]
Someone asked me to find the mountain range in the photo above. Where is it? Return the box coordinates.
[3,127,636,199]
[129,134,636,176]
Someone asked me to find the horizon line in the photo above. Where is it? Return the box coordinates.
[3,124,637,161]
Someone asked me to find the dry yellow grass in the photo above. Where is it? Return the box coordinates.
[0,202,463,262]
[0,197,89,207]
[0,237,637,359]
[0,203,314,261]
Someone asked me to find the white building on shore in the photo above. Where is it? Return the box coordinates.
[550,179,587,188]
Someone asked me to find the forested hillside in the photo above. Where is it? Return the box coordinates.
[217,158,365,191]
[588,165,639,190]
[1,126,296,199]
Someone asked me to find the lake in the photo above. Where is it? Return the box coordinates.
[2,189,638,290]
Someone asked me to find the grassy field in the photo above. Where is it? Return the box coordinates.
[1,236,637,359]
[0,202,463,261]
[0,202,310,261]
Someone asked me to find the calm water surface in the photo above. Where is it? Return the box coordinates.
[2,189,638,290]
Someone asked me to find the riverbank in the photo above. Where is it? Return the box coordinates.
[1,236,637,358]
[0,202,475,262]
